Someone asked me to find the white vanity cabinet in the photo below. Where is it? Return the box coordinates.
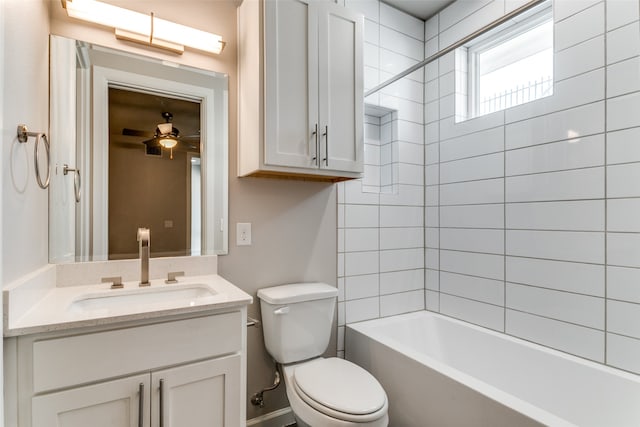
[238,0,364,181]
[12,310,246,427]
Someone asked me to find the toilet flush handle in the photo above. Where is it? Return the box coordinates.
[274,306,290,315]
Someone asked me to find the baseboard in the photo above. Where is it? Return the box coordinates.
[247,407,296,427]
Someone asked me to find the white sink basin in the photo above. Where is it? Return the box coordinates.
[68,284,218,313]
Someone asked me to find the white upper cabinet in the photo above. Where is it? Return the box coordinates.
[239,0,364,181]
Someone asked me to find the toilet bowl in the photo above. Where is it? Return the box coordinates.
[282,358,389,427]
[257,283,389,427]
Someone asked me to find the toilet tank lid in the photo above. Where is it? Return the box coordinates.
[257,283,338,304]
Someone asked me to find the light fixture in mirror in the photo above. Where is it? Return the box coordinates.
[49,35,228,263]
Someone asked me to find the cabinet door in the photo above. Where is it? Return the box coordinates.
[152,355,241,427]
[32,374,149,427]
[264,0,319,168]
[318,2,364,173]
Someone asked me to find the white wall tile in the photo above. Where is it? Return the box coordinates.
[364,42,379,68]
[380,184,424,206]
[380,26,424,61]
[505,102,604,150]
[440,178,504,205]
[337,326,345,351]
[338,253,345,277]
[344,179,380,205]
[507,283,604,329]
[441,271,504,306]
[440,153,504,184]
[380,49,421,81]
[439,71,455,97]
[425,14,439,40]
[345,0,379,22]
[440,293,504,331]
[440,204,504,229]
[397,120,423,144]
[440,228,504,255]
[606,0,639,31]
[426,268,439,291]
[338,228,345,253]
[554,0,601,22]
[506,230,604,264]
[607,333,640,374]
[398,163,423,185]
[380,268,424,294]
[608,300,640,339]
[425,206,439,227]
[608,198,640,232]
[344,228,379,252]
[380,227,423,249]
[607,232,640,268]
[425,185,439,207]
[506,135,604,176]
[426,290,440,311]
[607,56,640,97]
[438,0,492,31]
[440,250,504,280]
[380,290,425,316]
[379,95,423,123]
[399,142,424,166]
[425,248,440,270]
[345,297,380,323]
[607,91,640,131]
[425,227,439,248]
[555,3,604,52]
[338,301,345,325]
[555,36,604,82]
[382,77,423,103]
[380,248,424,272]
[506,310,604,362]
[608,163,640,198]
[607,127,640,165]
[345,274,379,300]
[380,2,424,41]
[440,0,503,49]
[338,277,345,302]
[505,167,605,202]
[506,256,604,296]
[505,69,604,124]
[506,200,605,231]
[440,126,504,162]
[345,204,378,228]
[380,205,423,227]
[608,266,640,303]
[606,21,640,64]
[440,113,505,141]
[345,251,379,276]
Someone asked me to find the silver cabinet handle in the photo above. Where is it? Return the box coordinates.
[311,123,318,165]
[322,125,328,166]
[138,382,144,427]
[159,379,165,427]
[63,164,81,203]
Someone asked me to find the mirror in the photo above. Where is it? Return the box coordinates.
[49,35,228,263]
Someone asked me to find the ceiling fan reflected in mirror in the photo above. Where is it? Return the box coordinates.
[121,111,200,159]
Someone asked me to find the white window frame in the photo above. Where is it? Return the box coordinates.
[464,0,553,119]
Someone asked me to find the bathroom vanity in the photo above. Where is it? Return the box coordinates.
[3,263,252,427]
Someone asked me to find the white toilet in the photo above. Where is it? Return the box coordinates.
[257,283,389,427]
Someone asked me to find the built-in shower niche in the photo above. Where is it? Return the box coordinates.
[363,104,399,194]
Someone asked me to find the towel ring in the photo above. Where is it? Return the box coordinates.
[34,134,50,189]
[17,125,50,189]
[63,164,81,203]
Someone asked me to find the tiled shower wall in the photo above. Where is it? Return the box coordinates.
[336,0,426,358]
[426,0,640,374]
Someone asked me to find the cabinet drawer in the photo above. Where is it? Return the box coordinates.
[31,312,242,393]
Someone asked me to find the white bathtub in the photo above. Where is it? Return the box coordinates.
[346,311,640,427]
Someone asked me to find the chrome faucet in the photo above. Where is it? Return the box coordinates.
[137,228,150,286]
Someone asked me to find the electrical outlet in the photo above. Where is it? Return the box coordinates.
[237,222,252,246]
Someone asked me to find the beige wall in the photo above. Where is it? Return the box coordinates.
[50,0,337,419]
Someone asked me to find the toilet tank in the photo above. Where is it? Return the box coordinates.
[257,283,338,364]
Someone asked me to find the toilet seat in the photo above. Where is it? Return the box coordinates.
[292,358,388,423]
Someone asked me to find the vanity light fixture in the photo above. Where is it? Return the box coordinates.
[61,0,225,55]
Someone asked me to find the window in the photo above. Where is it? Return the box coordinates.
[458,0,553,120]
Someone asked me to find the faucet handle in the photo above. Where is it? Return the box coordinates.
[102,276,124,289]
[165,271,185,284]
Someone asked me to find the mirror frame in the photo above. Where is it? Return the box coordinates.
[49,35,228,262]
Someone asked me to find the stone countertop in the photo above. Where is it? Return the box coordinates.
[4,273,252,337]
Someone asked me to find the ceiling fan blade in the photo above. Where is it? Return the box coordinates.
[123,128,154,138]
